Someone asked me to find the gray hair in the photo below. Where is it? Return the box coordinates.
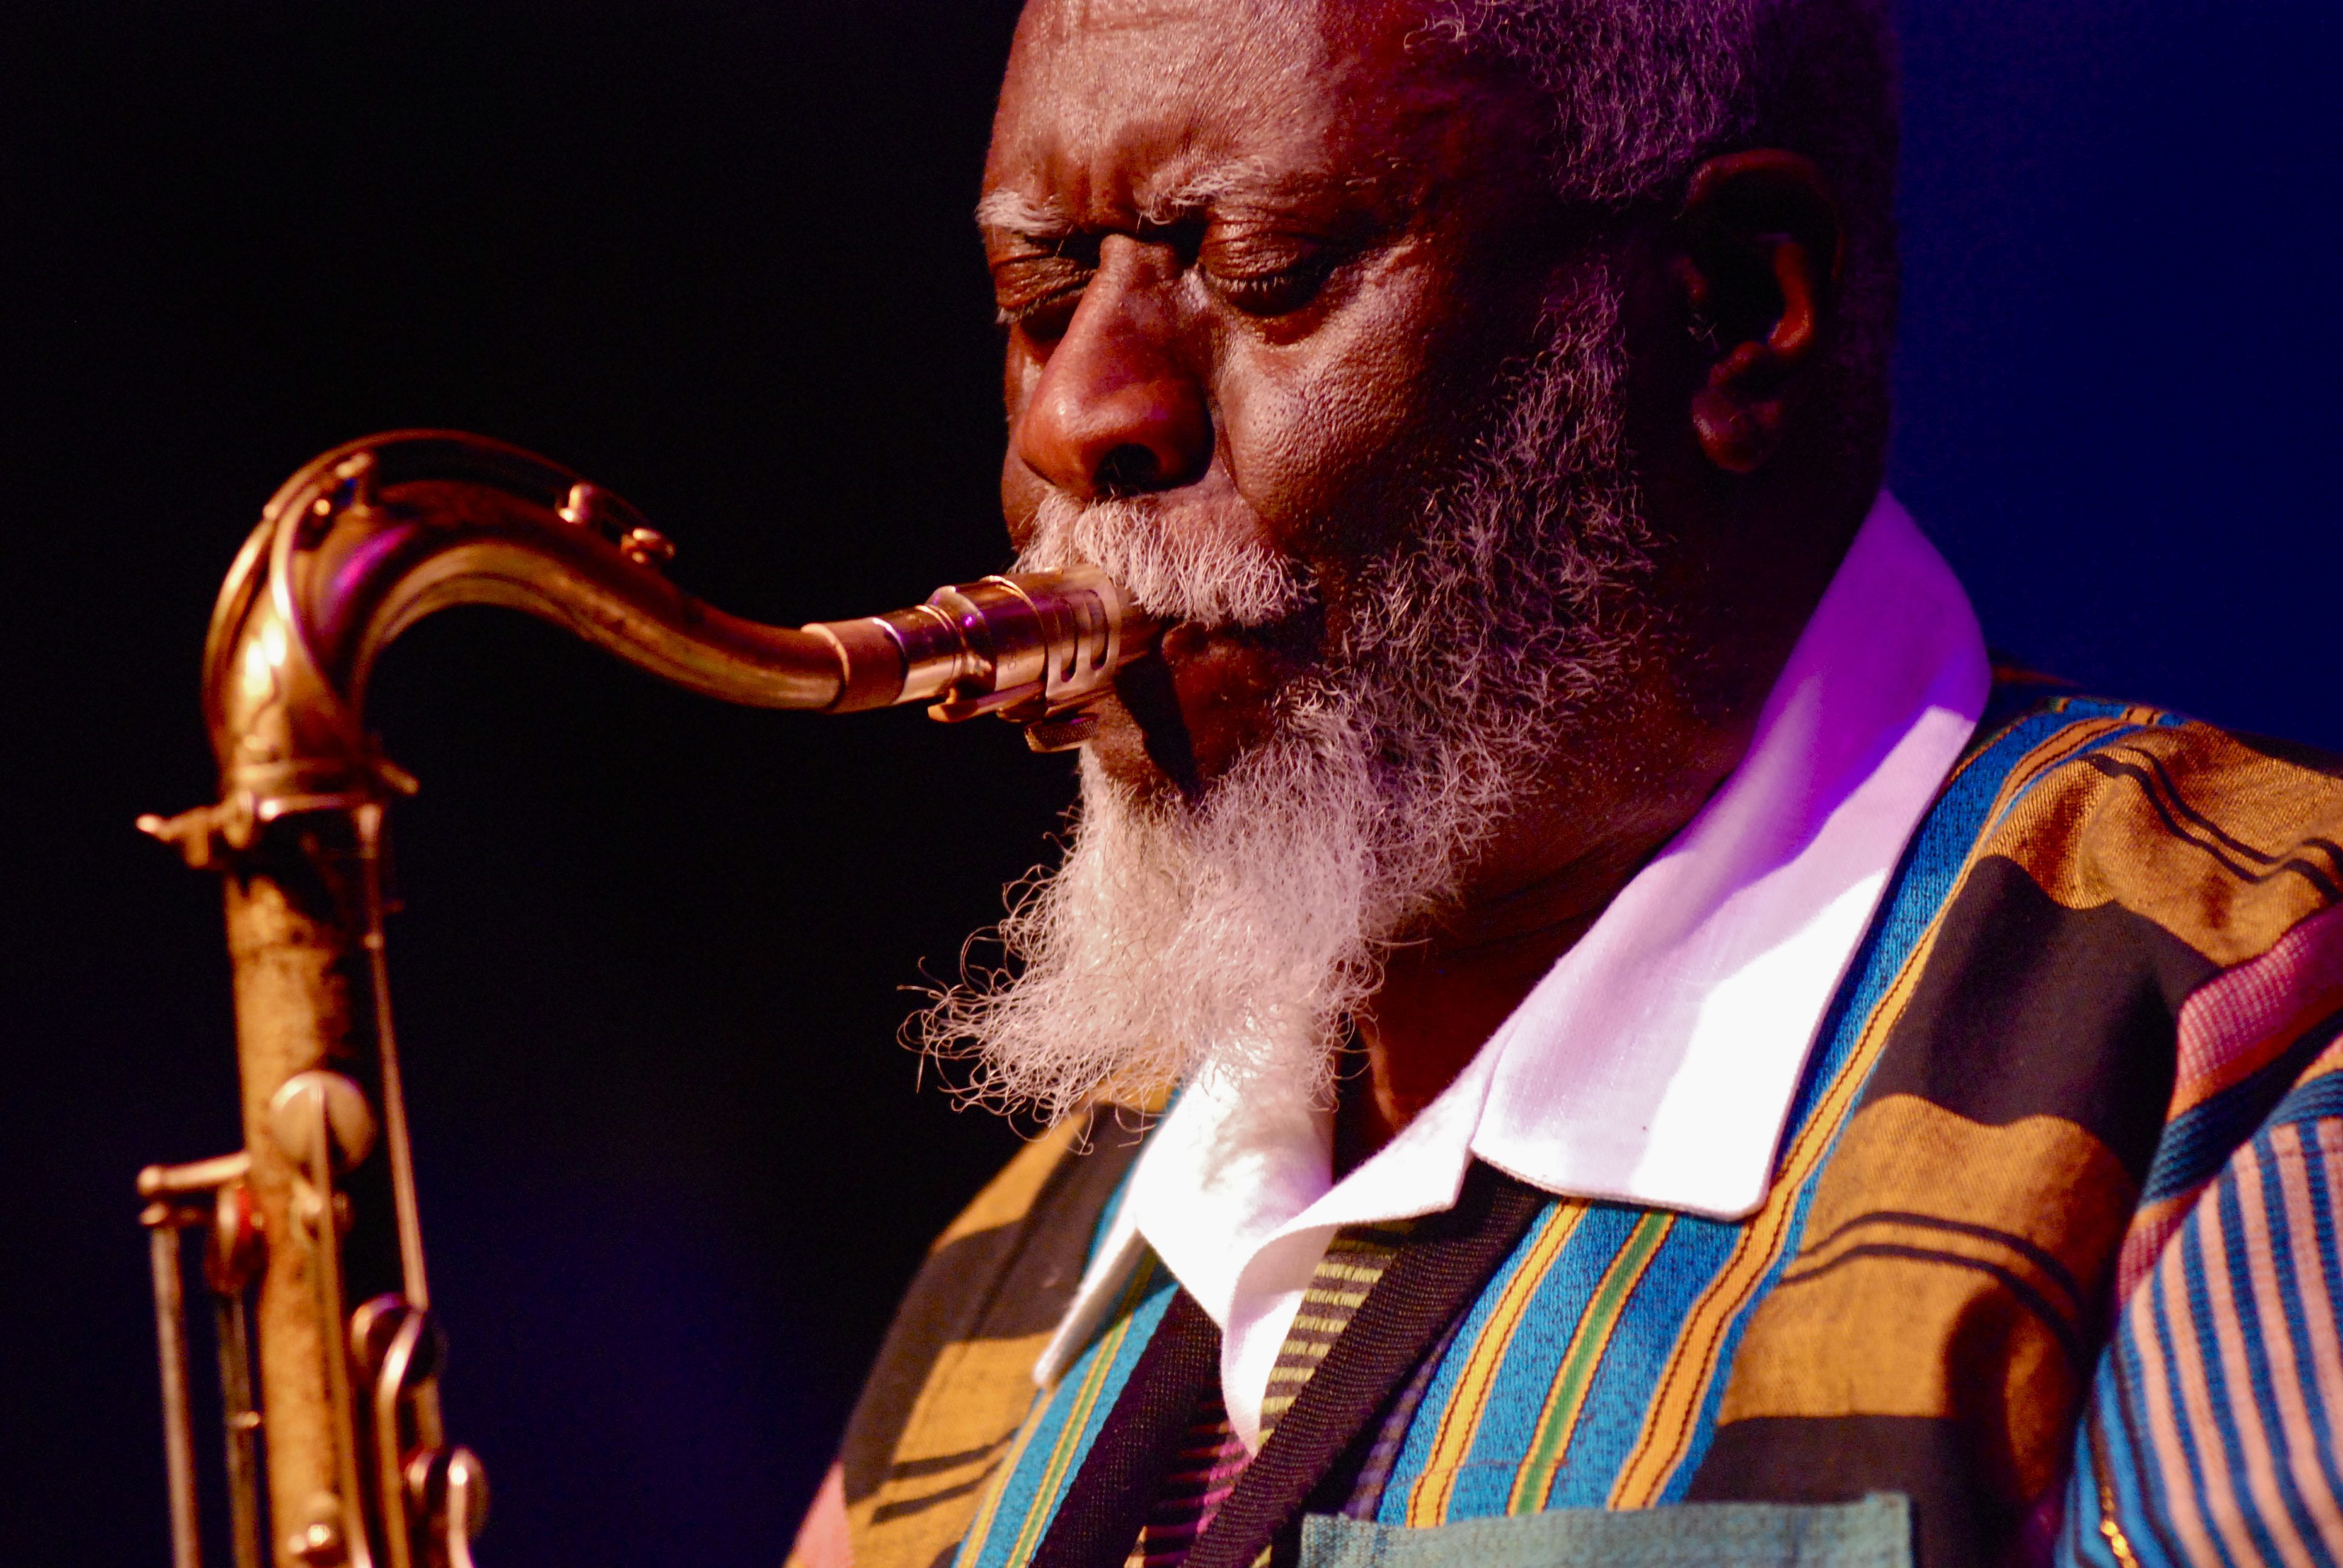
[1429,0,1899,495]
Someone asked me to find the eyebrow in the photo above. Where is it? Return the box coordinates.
[975,189,1074,241]
[1135,160,1283,224]
[974,160,1306,243]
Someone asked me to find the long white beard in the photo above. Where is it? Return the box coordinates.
[914,267,1653,1125]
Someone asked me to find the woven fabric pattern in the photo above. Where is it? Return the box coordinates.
[837,685,2343,1568]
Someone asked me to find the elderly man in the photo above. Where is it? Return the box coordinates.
[795,2,2343,1566]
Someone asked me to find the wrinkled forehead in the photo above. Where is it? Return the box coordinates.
[985,0,1464,229]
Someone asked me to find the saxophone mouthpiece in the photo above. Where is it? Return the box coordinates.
[807,566,1157,751]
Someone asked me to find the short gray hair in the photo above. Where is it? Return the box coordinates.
[1430,0,1899,494]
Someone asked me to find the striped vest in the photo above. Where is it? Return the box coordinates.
[827,682,2343,1568]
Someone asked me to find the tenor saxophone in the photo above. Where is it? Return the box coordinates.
[134,431,1153,1568]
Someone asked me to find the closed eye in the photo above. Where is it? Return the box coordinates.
[1204,259,1335,316]
[1199,230,1347,318]
[991,243,1096,338]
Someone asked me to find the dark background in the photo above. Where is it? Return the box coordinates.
[0,2,2333,1564]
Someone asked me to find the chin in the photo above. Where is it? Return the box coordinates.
[1142,622,1314,791]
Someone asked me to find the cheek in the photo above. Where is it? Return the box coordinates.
[1211,256,1446,550]
[1001,451,1047,552]
[1000,342,1048,549]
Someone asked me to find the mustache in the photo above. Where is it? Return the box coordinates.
[1014,492,1312,629]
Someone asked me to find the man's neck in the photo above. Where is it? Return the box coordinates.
[1334,789,1721,1172]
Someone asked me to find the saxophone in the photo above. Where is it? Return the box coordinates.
[134,431,1153,1568]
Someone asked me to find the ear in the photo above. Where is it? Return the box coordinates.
[1675,149,1843,475]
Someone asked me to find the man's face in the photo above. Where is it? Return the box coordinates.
[928,0,1677,1120]
[983,0,1561,795]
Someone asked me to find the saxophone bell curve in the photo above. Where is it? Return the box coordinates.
[133,430,1159,1568]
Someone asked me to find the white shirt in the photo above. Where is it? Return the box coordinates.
[1034,492,1990,1451]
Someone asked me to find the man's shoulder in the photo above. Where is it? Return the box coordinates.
[834,1102,1150,1567]
[1939,667,2343,972]
[1837,671,2343,1176]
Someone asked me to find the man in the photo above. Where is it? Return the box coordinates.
[795,2,2343,1565]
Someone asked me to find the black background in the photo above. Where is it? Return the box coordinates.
[0,2,2333,1564]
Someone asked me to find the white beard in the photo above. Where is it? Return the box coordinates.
[914,264,1655,1125]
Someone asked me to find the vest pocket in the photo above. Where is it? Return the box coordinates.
[1296,1493,1912,1568]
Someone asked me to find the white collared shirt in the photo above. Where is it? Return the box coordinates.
[1035,492,1990,1451]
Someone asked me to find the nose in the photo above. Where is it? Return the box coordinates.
[1014,236,1213,499]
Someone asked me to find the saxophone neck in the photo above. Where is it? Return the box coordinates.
[137,431,1155,869]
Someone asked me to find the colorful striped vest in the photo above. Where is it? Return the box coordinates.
[825,682,2343,1568]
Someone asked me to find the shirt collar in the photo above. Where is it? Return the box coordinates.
[1034,493,1988,1433]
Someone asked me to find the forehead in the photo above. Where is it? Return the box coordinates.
[985,0,1468,224]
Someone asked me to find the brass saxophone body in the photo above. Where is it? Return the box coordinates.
[135,431,1153,1568]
